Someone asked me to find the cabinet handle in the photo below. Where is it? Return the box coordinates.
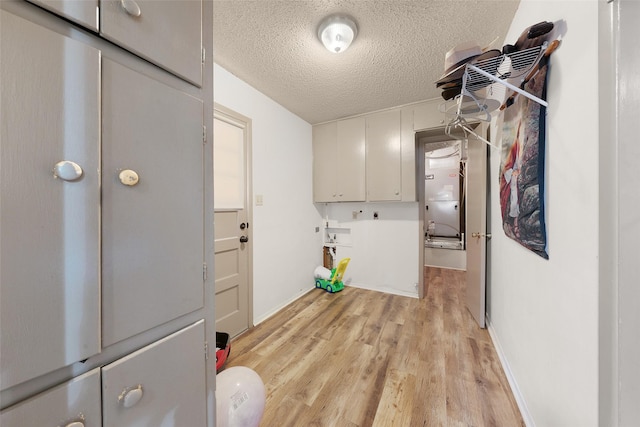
[53,160,83,182]
[118,384,144,408]
[118,169,140,186]
[120,0,141,17]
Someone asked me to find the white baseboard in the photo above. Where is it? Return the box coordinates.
[253,287,316,326]
[486,316,536,427]
[346,283,419,299]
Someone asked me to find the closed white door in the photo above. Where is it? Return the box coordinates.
[214,106,252,337]
[465,135,489,328]
[101,58,204,347]
[0,10,100,389]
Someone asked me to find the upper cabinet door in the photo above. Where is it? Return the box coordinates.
[100,0,202,86]
[366,110,402,201]
[101,58,204,347]
[313,121,338,202]
[27,0,99,31]
[336,117,366,201]
[0,10,100,390]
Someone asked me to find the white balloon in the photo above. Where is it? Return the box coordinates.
[216,366,266,427]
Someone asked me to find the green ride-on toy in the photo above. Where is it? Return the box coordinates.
[315,258,350,293]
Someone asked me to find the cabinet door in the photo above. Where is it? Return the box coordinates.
[100,0,202,86]
[413,98,447,131]
[101,58,204,347]
[336,117,366,201]
[366,110,402,201]
[312,121,338,202]
[101,321,207,427]
[0,369,101,427]
[27,0,99,31]
[0,10,100,390]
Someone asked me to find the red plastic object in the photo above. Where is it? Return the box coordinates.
[216,332,230,372]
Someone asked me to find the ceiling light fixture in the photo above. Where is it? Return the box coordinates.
[317,15,358,54]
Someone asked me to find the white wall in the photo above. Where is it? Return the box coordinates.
[487,2,600,426]
[323,202,420,298]
[213,64,323,324]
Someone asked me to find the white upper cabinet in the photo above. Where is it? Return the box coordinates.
[27,0,203,86]
[100,0,203,86]
[313,117,366,202]
[366,110,402,201]
[0,10,101,390]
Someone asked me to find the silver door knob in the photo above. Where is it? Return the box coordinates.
[119,169,139,186]
[120,0,141,17]
[53,160,83,181]
[119,384,144,408]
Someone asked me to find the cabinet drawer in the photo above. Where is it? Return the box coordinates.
[101,58,204,347]
[101,321,207,427]
[100,0,202,86]
[0,9,100,390]
[0,369,101,427]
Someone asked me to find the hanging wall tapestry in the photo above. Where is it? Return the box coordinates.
[499,59,549,259]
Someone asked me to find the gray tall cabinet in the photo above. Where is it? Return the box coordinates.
[0,0,215,425]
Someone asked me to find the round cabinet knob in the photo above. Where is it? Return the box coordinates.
[119,169,139,186]
[65,422,85,427]
[120,0,141,17]
[119,385,144,408]
[53,161,83,181]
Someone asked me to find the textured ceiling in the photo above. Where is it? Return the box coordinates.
[213,0,520,124]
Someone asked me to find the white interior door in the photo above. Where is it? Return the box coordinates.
[214,106,252,337]
[465,134,489,328]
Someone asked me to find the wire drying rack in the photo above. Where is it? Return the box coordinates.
[444,42,550,148]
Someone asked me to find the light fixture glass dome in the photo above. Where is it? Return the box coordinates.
[317,15,358,54]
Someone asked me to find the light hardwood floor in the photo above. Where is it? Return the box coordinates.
[223,267,524,426]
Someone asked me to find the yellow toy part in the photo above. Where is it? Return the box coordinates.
[330,258,350,285]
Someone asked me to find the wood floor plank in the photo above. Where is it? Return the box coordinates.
[221,268,524,426]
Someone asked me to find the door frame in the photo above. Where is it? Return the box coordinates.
[213,102,254,331]
[415,122,490,328]
[415,125,469,299]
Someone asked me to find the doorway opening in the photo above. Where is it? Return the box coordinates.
[416,128,469,272]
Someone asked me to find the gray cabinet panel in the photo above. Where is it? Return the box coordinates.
[101,58,204,346]
[101,321,207,427]
[100,0,202,86]
[0,369,101,427]
[0,10,100,390]
[27,0,99,31]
